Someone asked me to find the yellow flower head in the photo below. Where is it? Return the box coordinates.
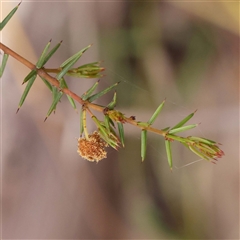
[77,131,108,162]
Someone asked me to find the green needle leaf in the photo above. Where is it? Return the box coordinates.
[141,130,147,162]
[17,73,37,112]
[36,39,52,69]
[55,45,92,81]
[42,40,62,66]
[45,87,63,121]
[92,116,120,149]
[169,124,198,134]
[59,78,76,110]
[107,91,117,109]
[57,51,85,80]
[148,98,166,125]
[0,2,21,31]
[75,73,103,79]
[187,136,216,145]
[104,115,111,132]
[75,61,100,69]
[66,94,76,110]
[188,145,210,161]
[171,110,197,130]
[166,134,186,143]
[197,143,217,155]
[22,70,37,84]
[87,82,119,102]
[81,80,100,100]
[117,122,125,147]
[60,45,91,68]
[92,116,108,139]
[0,53,9,77]
[165,140,173,170]
[100,132,119,150]
[108,117,115,128]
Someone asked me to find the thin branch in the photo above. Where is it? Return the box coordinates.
[0,42,166,136]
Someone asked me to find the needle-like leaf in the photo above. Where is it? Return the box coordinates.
[60,78,76,110]
[117,122,125,147]
[44,87,63,121]
[92,116,108,139]
[74,61,100,69]
[104,115,111,132]
[107,91,117,109]
[17,73,37,112]
[0,53,9,77]
[165,140,173,170]
[187,136,216,145]
[36,40,52,69]
[141,130,147,162]
[171,110,197,130]
[87,82,119,102]
[60,45,91,68]
[188,145,210,161]
[148,99,166,125]
[0,2,21,31]
[22,70,37,84]
[169,124,198,134]
[57,54,82,80]
[81,80,100,100]
[42,40,62,66]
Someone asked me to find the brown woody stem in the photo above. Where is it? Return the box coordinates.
[0,42,166,136]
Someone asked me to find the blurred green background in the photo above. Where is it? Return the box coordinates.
[2,1,239,239]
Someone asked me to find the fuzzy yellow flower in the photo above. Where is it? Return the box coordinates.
[77,131,108,162]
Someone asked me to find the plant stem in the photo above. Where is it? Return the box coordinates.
[44,68,61,73]
[0,42,166,137]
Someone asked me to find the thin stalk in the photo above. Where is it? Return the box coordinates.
[0,42,167,137]
[44,67,61,73]
[82,109,89,140]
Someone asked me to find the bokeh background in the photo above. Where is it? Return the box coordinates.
[1,1,239,239]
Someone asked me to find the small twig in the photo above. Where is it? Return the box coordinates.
[0,42,167,137]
